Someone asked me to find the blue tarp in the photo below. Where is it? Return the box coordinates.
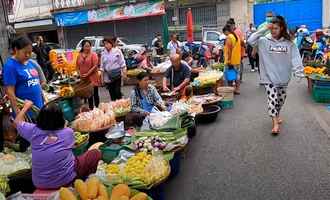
[54,11,88,27]
[254,0,322,30]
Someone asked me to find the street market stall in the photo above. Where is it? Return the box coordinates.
[303,60,330,103]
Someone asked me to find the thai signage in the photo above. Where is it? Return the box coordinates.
[54,0,165,27]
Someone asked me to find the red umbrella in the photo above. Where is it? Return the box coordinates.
[186,8,194,43]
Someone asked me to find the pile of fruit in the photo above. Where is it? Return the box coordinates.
[74,132,89,146]
[49,50,78,76]
[59,85,74,97]
[0,176,9,194]
[59,177,149,200]
[105,152,169,189]
[304,66,327,76]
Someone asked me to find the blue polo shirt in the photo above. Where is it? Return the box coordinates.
[3,58,44,109]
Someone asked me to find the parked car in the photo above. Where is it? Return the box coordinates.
[202,30,226,47]
[76,36,146,55]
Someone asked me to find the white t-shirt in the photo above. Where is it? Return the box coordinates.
[167,40,182,55]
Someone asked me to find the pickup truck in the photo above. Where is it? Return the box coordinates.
[76,36,146,55]
[203,30,226,48]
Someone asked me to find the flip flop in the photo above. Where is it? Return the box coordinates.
[271,126,280,135]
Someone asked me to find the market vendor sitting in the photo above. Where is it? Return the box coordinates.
[162,54,191,94]
[13,100,101,189]
[182,51,205,80]
[125,72,166,128]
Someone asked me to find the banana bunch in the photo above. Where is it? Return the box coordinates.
[0,176,10,194]
[74,132,89,146]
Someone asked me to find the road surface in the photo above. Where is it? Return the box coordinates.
[163,70,330,200]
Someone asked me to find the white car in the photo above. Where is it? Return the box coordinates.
[76,36,146,55]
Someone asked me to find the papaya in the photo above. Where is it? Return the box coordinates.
[110,184,130,200]
[74,179,88,200]
[59,187,77,200]
[86,176,100,199]
[97,196,109,200]
[130,192,148,200]
[120,196,130,200]
[98,183,109,200]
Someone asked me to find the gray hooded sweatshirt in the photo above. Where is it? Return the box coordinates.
[248,27,304,87]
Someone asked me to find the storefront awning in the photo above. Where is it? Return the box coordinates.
[54,0,165,27]
[14,19,54,29]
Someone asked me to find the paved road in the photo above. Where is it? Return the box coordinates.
[164,70,330,200]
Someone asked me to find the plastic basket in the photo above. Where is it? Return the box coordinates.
[73,135,89,156]
[312,85,330,103]
[219,100,234,109]
[314,80,330,87]
[217,87,234,101]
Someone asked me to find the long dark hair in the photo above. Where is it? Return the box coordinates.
[271,16,292,42]
[80,40,92,53]
[223,24,238,41]
[36,103,65,131]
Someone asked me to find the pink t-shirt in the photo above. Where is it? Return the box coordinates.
[16,122,76,189]
[77,52,100,86]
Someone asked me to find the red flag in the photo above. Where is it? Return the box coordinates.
[186,8,194,43]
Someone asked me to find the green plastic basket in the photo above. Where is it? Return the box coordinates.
[219,100,234,109]
[99,143,122,163]
[312,85,330,103]
[73,138,89,156]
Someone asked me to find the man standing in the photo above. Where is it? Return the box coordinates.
[152,33,164,56]
[163,54,191,94]
[33,36,53,81]
[167,34,182,56]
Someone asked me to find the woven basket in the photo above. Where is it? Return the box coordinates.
[73,80,93,98]
[217,87,234,101]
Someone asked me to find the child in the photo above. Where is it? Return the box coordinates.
[14,100,101,189]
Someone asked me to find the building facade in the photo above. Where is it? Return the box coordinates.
[9,0,58,43]
[166,0,252,41]
[51,0,251,48]
[253,0,330,30]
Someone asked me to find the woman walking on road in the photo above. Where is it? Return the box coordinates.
[248,16,304,135]
[223,24,241,94]
[77,40,100,109]
[100,37,126,101]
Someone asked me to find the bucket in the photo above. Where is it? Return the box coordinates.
[217,87,234,101]
[225,68,237,81]
[58,100,75,122]
[99,143,122,163]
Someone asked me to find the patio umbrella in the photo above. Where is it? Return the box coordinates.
[186,8,194,43]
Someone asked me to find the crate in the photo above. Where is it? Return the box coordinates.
[314,80,330,87]
[312,85,330,103]
[219,100,234,109]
